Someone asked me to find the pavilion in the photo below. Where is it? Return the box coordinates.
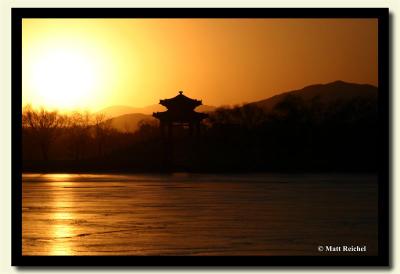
[153,91,208,137]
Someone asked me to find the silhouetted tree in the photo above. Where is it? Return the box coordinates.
[21,92,378,173]
[135,119,159,141]
[93,113,112,157]
[67,111,91,160]
[22,105,66,161]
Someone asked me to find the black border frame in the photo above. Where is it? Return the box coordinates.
[12,7,390,267]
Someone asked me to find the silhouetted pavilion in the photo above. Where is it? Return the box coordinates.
[153,91,208,137]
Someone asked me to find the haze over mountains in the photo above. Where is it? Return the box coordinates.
[23,80,379,172]
[98,104,216,118]
[102,81,378,132]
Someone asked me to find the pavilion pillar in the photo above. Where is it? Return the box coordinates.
[160,121,165,139]
[195,121,201,136]
[189,122,193,136]
[152,91,208,171]
[167,122,172,140]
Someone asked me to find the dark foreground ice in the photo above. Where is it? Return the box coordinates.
[22,173,378,255]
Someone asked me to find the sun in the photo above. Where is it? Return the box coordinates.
[29,47,98,110]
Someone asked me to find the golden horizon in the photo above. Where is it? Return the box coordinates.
[22,18,378,112]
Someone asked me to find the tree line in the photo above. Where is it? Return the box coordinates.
[22,93,378,172]
[22,105,158,163]
[199,94,378,172]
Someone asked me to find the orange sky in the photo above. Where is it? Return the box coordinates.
[22,18,378,111]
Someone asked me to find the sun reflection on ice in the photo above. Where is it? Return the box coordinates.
[43,173,74,182]
[50,224,74,255]
[49,183,76,255]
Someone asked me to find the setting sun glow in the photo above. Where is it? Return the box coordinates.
[22,18,377,112]
[29,48,98,109]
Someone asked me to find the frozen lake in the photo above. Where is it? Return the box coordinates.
[22,173,378,256]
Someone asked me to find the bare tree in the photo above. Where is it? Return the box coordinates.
[93,113,112,157]
[67,111,92,161]
[22,105,66,161]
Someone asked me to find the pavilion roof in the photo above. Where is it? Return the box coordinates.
[159,91,202,109]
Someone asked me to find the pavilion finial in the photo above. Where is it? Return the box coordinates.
[179,91,183,95]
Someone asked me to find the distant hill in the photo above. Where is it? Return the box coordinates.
[97,105,163,118]
[250,80,377,112]
[196,105,217,113]
[108,113,156,132]
[97,106,144,118]
[99,104,215,118]
[104,81,377,132]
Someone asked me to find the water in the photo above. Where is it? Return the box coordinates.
[22,173,378,256]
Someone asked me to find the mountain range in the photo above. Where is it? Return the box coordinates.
[250,80,377,111]
[103,81,378,132]
[98,104,216,118]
